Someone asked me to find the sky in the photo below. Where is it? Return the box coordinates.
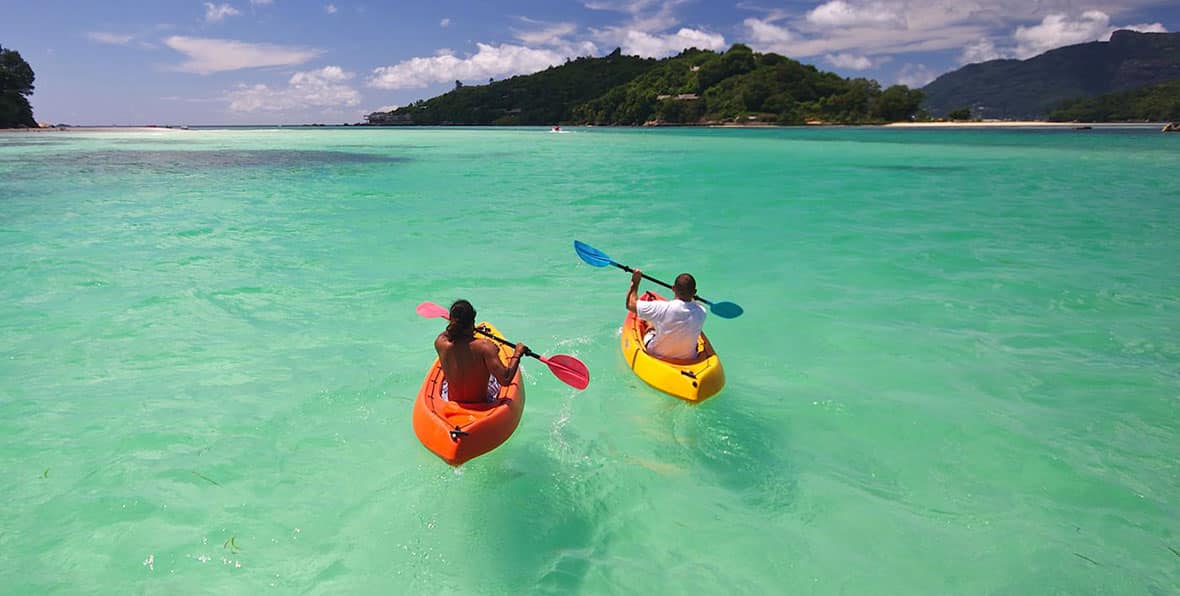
[2,0,1177,125]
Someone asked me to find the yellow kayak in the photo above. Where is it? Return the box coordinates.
[620,291,725,402]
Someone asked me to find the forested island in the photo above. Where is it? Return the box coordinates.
[0,45,37,128]
[376,45,925,126]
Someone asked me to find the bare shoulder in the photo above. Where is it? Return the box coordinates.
[471,337,499,355]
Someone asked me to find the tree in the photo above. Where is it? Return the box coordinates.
[0,45,37,128]
[1048,80,1180,121]
[871,85,924,121]
[947,106,972,120]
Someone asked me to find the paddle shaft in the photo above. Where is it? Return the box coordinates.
[418,300,589,388]
[474,325,540,360]
[612,262,718,307]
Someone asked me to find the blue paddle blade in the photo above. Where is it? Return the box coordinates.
[573,240,613,267]
[710,301,744,319]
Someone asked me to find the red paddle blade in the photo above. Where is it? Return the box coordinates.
[416,302,449,319]
[540,354,590,390]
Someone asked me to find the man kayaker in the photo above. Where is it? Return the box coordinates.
[434,299,527,403]
[626,269,707,361]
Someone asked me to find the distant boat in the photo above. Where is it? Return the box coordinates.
[1163,122,1180,132]
[1073,125,1092,130]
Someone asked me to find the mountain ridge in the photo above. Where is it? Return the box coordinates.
[921,30,1180,119]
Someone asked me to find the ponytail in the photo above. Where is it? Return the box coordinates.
[445,299,476,341]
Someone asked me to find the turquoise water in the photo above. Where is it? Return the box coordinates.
[1,126,1178,594]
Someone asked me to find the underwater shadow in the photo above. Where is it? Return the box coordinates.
[452,441,602,594]
[666,390,798,515]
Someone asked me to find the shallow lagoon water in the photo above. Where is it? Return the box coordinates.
[1,126,1178,594]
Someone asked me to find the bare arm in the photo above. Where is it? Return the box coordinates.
[626,269,643,313]
[483,340,528,386]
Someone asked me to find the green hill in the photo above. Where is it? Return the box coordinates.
[921,30,1180,119]
[393,49,657,125]
[380,45,924,126]
[1048,80,1180,122]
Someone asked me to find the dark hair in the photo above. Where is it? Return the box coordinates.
[446,299,476,341]
[673,273,696,300]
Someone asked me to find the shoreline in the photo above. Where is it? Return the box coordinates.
[0,126,192,133]
[3,121,1167,133]
[881,121,1165,128]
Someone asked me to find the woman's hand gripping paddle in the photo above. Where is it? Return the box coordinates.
[573,240,744,319]
[416,302,591,390]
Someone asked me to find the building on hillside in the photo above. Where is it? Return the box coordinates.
[365,111,412,125]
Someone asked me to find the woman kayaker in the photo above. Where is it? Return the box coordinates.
[434,299,527,403]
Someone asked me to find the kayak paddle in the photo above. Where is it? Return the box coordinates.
[573,240,744,319]
[416,301,590,390]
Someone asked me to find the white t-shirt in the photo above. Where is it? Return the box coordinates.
[636,297,707,360]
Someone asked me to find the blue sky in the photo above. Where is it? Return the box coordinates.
[3,0,1177,125]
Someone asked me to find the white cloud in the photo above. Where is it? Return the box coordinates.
[1013,11,1111,58]
[584,0,686,33]
[959,38,1005,64]
[440,18,451,28]
[164,36,323,74]
[740,1,1169,67]
[1012,11,1169,59]
[88,32,134,45]
[896,63,936,88]
[250,0,273,5]
[227,66,361,112]
[807,1,904,28]
[325,4,337,14]
[745,15,995,59]
[744,15,988,59]
[824,53,878,70]
[592,26,726,58]
[204,2,240,23]
[743,17,793,45]
[514,18,599,56]
[368,43,566,89]
[516,21,579,46]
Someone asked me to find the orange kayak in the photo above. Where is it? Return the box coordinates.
[412,321,525,466]
[621,291,725,402]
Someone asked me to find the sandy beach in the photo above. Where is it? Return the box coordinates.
[885,121,1097,127]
